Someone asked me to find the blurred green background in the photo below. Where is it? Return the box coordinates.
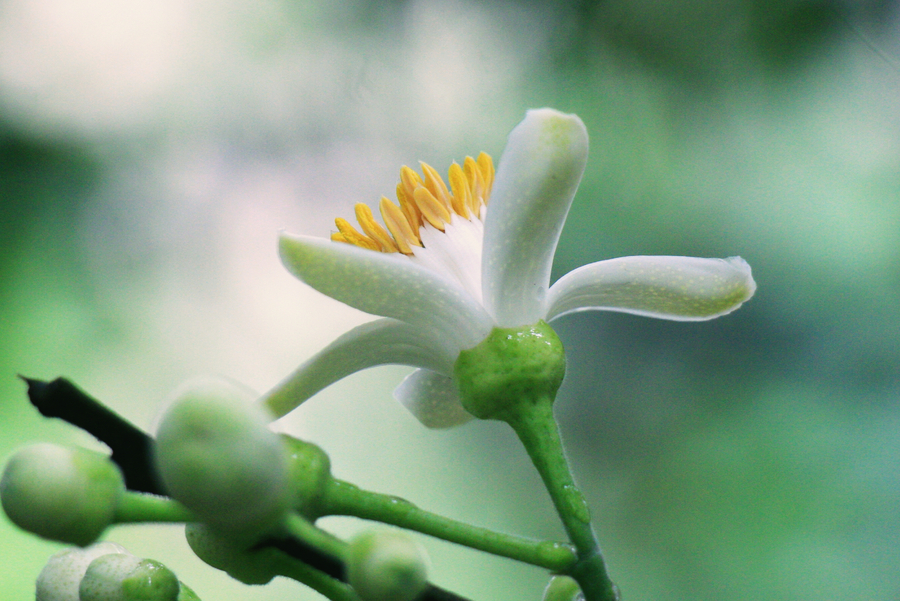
[2,0,899,599]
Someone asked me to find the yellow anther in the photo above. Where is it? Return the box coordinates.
[379,197,421,254]
[334,218,380,251]
[463,156,485,214]
[396,182,423,231]
[477,152,494,195]
[329,153,493,254]
[355,203,398,253]
[414,187,452,230]
[420,162,453,212]
[447,162,471,219]
[399,166,423,203]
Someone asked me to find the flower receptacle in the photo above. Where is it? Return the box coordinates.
[281,434,333,520]
[454,320,566,422]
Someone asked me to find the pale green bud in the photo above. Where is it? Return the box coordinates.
[176,582,201,601]
[454,320,566,422]
[346,531,429,601]
[280,435,332,519]
[184,523,279,585]
[542,576,584,601]
[154,378,290,541]
[1,444,125,546]
[79,554,179,601]
[36,543,128,601]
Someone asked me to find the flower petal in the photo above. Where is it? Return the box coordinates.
[279,233,494,352]
[545,256,756,322]
[393,369,473,429]
[261,319,455,418]
[482,108,589,327]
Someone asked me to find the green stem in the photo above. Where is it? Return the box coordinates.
[322,480,577,572]
[114,492,196,523]
[279,512,474,601]
[282,512,349,561]
[505,396,617,601]
[273,554,361,601]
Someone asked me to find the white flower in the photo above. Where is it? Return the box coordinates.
[268,108,756,428]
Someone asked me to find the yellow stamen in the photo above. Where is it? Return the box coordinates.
[448,162,471,219]
[395,182,423,232]
[420,162,453,212]
[477,152,494,194]
[331,153,494,254]
[334,218,380,251]
[399,166,423,204]
[414,187,452,231]
[355,203,398,253]
[380,197,421,254]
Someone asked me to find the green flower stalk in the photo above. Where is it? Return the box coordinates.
[455,322,616,600]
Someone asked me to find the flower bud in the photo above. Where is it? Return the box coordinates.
[542,576,584,601]
[280,434,332,519]
[184,523,279,585]
[346,531,429,601]
[1,444,125,546]
[176,582,201,600]
[35,542,128,601]
[154,378,290,541]
[79,554,179,601]
[454,320,566,422]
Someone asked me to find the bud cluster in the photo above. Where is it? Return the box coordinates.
[36,543,198,601]
[4,376,434,601]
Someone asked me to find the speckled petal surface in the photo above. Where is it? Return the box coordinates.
[279,234,494,352]
[262,318,455,418]
[393,368,473,429]
[545,255,756,322]
[482,108,589,327]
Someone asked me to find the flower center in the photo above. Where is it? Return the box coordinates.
[331,153,494,303]
[331,153,494,255]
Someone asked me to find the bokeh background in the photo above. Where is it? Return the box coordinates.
[2,0,900,599]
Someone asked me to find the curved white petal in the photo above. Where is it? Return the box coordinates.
[482,108,589,327]
[261,319,456,418]
[394,369,473,429]
[545,256,757,322]
[279,234,494,352]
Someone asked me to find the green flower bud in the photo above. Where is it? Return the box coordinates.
[542,576,584,601]
[154,378,290,541]
[35,543,128,601]
[176,582,201,601]
[346,531,429,601]
[184,523,279,585]
[280,435,332,519]
[1,444,125,546]
[79,554,180,601]
[454,320,566,422]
